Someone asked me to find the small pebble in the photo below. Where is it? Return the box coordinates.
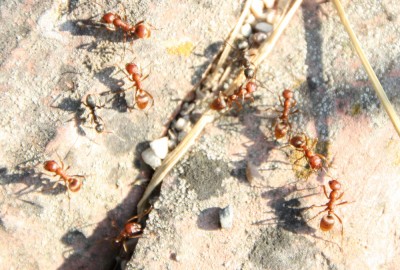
[174,117,188,131]
[150,137,169,159]
[254,22,273,33]
[168,129,177,141]
[178,131,188,142]
[237,40,249,50]
[245,14,256,24]
[241,23,252,37]
[219,205,234,229]
[168,139,176,150]
[180,102,195,116]
[251,32,267,46]
[141,148,162,169]
[251,0,265,19]
[246,162,263,184]
[266,9,277,24]
[263,0,275,9]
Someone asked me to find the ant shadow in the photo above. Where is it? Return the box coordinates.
[196,207,221,231]
[0,166,68,198]
[253,183,316,234]
[58,183,148,270]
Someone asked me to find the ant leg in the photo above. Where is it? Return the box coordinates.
[123,241,128,253]
[126,206,153,223]
[293,155,306,165]
[333,212,344,237]
[306,207,328,222]
[322,185,329,199]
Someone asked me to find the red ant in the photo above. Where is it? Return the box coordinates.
[210,81,257,111]
[114,206,153,252]
[269,89,298,139]
[123,62,154,110]
[103,61,154,111]
[306,180,348,237]
[96,2,154,40]
[289,133,326,171]
[43,159,84,193]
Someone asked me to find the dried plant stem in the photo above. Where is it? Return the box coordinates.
[138,110,215,212]
[226,0,303,94]
[331,0,400,137]
[138,0,302,211]
[213,0,253,74]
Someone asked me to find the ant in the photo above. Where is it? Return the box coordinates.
[80,94,106,133]
[210,81,257,111]
[306,180,348,237]
[43,159,84,193]
[111,62,154,110]
[114,206,153,252]
[289,133,326,172]
[269,89,298,140]
[96,2,154,41]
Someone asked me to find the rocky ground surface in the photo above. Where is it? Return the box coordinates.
[1,0,400,270]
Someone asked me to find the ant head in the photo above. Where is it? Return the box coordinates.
[246,81,257,93]
[320,214,335,231]
[282,89,293,99]
[210,92,227,111]
[125,63,140,75]
[135,23,151,39]
[86,94,96,107]
[102,13,118,24]
[290,135,305,148]
[244,68,255,79]
[125,222,142,234]
[44,160,59,173]
[328,180,341,191]
[95,124,105,133]
[68,178,82,192]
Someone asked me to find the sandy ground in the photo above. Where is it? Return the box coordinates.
[1,0,400,269]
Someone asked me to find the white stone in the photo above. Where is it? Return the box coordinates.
[174,117,188,131]
[251,0,265,19]
[141,148,162,169]
[241,23,252,37]
[219,205,234,229]
[254,22,273,33]
[266,9,277,24]
[150,137,169,159]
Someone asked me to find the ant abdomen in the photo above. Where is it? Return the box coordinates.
[274,122,289,139]
[68,178,82,192]
[320,215,335,231]
[309,155,323,170]
[135,23,151,39]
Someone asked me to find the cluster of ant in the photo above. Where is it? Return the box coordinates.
[44,2,156,252]
[210,48,258,111]
[208,41,349,239]
[269,89,348,236]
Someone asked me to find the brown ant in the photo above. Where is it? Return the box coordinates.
[114,206,153,252]
[81,94,105,133]
[43,159,84,193]
[269,89,298,140]
[306,180,348,237]
[289,133,326,172]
